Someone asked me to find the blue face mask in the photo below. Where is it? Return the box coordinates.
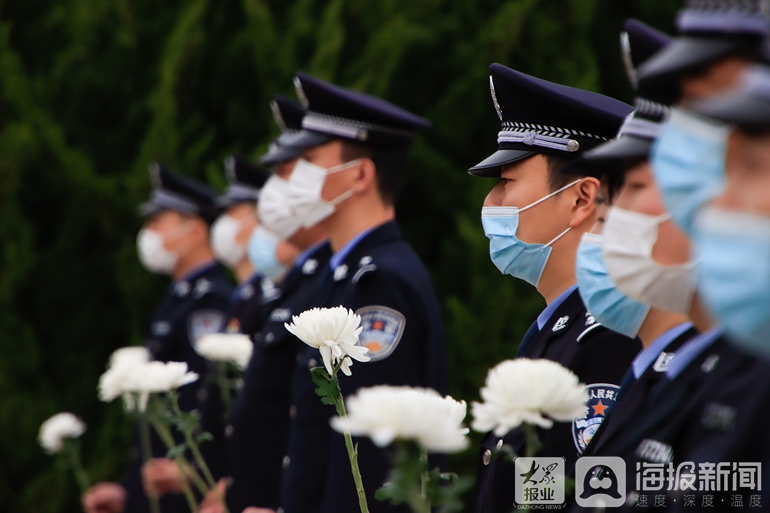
[481,179,580,287]
[576,232,650,338]
[693,207,770,356]
[650,108,728,236]
[247,225,288,280]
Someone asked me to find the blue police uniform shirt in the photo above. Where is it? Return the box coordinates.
[280,221,447,513]
[225,242,333,513]
[123,261,232,513]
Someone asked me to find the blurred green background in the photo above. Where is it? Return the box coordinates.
[0,0,679,511]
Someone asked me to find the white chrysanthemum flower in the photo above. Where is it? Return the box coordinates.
[98,346,151,403]
[194,333,253,370]
[330,386,469,453]
[38,413,86,455]
[471,359,588,436]
[124,361,199,412]
[285,306,370,376]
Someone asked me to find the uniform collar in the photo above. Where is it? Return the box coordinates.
[295,240,328,268]
[175,260,217,284]
[537,284,578,330]
[632,322,693,379]
[665,326,723,380]
[330,226,378,270]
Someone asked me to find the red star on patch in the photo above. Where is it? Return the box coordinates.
[592,400,609,417]
[373,321,384,330]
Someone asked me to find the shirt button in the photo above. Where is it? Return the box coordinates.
[265,332,275,343]
[225,424,234,438]
[308,358,317,368]
[496,439,503,450]
[290,405,297,419]
[277,509,284,513]
[482,449,492,466]
[282,455,290,470]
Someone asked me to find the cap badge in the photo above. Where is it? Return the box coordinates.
[293,77,309,108]
[489,76,503,121]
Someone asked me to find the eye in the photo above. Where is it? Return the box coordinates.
[500,177,513,186]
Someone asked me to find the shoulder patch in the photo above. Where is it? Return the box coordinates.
[355,305,406,362]
[188,310,226,341]
[572,383,620,454]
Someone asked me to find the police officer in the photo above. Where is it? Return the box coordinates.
[469,64,641,513]
[278,72,447,513]
[637,0,768,104]
[566,19,699,465]
[83,164,232,513]
[214,154,299,336]
[217,94,335,513]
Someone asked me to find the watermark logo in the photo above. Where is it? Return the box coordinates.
[513,457,565,508]
[575,456,626,508]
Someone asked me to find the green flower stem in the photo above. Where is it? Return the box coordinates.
[139,415,163,513]
[522,423,541,458]
[332,393,370,513]
[149,415,208,506]
[167,392,230,513]
[419,448,430,509]
[62,439,90,494]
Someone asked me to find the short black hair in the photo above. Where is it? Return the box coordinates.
[545,155,580,192]
[340,140,411,205]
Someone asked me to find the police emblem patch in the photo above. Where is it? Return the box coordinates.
[355,306,406,362]
[572,383,620,454]
[188,310,226,341]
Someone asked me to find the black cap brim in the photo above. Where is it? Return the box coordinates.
[258,145,304,166]
[280,129,336,151]
[690,94,770,129]
[560,136,652,177]
[467,149,535,177]
[637,36,749,84]
[138,201,164,218]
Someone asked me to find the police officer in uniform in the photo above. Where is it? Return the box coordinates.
[83,164,232,513]
[565,19,700,467]
[468,64,641,513]
[219,94,335,513]
[277,72,447,513]
[214,154,298,337]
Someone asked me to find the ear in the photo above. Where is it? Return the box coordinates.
[568,177,599,229]
[351,158,378,193]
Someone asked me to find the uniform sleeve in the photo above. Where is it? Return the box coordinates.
[322,271,431,513]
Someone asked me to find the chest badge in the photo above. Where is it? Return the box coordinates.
[572,383,620,454]
[552,316,570,332]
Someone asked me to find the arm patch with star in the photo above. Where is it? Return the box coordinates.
[354,306,406,362]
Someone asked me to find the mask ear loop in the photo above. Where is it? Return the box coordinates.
[325,159,365,205]
[519,179,582,213]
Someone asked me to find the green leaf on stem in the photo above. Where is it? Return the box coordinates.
[310,367,340,406]
[167,444,186,459]
[195,432,214,444]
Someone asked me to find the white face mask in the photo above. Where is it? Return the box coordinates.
[603,207,696,315]
[258,175,303,239]
[285,158,360,228]
[258,158,361,239]
[136,221,194,275]
[211,214,249,269]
